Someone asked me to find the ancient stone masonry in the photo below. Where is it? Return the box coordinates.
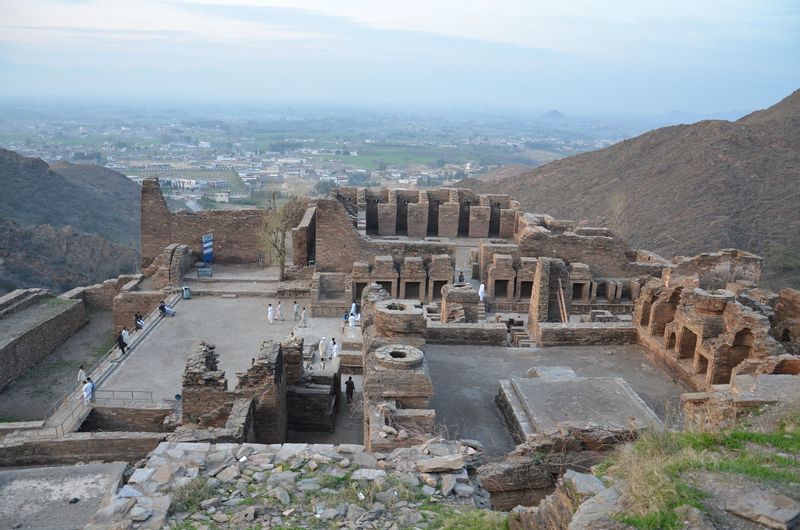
[426,254,454,302]
[0,291,87,389]
[399,257,427,301]
[140,178,266,268]
[234,341,288,444]
[633,250,796,391]
[181,342,234,428]
[440,283,481,323]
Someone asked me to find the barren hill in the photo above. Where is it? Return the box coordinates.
[464,90,800,287]
[0,149,141,293]
[0,149,140,248]
[0,217,138,293]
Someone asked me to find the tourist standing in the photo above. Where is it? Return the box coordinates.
[293,301,300,321]
[117,330,128,355]
[277,301,285,321]
[329,338,338,359]
[345,376,355,404]
[121,327,130,349]
[82,380,92,406]
[267,303,274,324]
[348,312,356,327]
[301,307,308,327]
[77,365,86,387]
[88,377,96,402]
[478,282,486,302]
[318,337,327,361]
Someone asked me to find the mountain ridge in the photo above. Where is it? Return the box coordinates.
[463,89,800,287]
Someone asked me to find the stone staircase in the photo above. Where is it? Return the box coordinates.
[496,379,536,443]
[477,301,487,321]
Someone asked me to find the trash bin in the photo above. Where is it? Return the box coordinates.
[182,286,192,299]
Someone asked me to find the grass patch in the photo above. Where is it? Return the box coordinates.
[424,504,508,530]
[0,415,20,422]
[94,332,117,358]
[317,472,351,489]
[169,478,217,514]
[606,415,800,529]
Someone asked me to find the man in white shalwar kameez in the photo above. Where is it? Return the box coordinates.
[478,283,486,302]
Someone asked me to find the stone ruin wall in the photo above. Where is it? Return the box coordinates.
[140,178,266,268]
[0,292,87,390]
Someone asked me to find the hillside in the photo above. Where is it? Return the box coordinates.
[0,149,140,248]
[464,90,800,287]
[0,217,138,293]
[0,149,141,293]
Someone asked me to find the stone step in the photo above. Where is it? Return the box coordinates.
[498,379,535,441]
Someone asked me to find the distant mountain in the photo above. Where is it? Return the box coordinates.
[0,217,137,294]
[0,149,140,248]
[0,149,141,293]
[463,90,800,288]
[540,110,567,120]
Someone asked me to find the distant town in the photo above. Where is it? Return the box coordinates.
[0,104,654,211]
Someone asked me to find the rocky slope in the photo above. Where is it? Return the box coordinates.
[87,438,504,529]
[0,216,138,293]
[0,148,141,293]
[464,90,800,287]
[0,148,140,248]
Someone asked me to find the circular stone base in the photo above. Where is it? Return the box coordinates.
[374,344,424,370]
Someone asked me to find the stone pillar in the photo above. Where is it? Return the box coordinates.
[406,202,429,238]
[499,209,517,239]
[378,203,397,236]
[469,206,491,238]
[438,202,460,238]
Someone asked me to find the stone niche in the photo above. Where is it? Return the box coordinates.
[440,283,481,323]
[487,253,516,301]
[399,257,427,301]
[364,344,433,409]
[426,254,454,302]
[351,255,398,301]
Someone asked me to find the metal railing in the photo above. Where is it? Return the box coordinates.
[7,294,181,439]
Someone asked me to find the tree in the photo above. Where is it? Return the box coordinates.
[263,192,309,281]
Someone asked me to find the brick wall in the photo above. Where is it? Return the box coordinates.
[426,322,508,345]
[469,206,491,238]
[314,200,455,273]
[0,432,163,467]
[438,202,459,238]
[0,299,87,390]
[406,202,429,238]
[61,274,141,311]
[292,206,316,266]
[535,322,638,346]
[78,405,172,432]
[140,179,267,268]
[112,291,164,334]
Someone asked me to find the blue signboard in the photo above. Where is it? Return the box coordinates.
[202,233,213,264]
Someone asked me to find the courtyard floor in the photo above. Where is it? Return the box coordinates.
[425,343,689,456]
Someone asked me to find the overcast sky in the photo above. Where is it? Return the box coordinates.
[0,0,798,114]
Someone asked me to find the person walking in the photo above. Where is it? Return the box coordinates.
[87,377,96,402]
[293,301,300,321]
[345,376,355,404]
[117,330,128,355]
[318,337,327,361]
[277,301,285,321]
[267,303,274,324]
[348,312,356,327]
[121,327,130,349]
[329,338,338,359]
[82,380,93,406]
[77,365,86,387]
[478,282,486,302]
[301,307,308,327]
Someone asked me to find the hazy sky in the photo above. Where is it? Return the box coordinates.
[0,0,798,113]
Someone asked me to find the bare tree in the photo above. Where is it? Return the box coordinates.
[263,192,308,281]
